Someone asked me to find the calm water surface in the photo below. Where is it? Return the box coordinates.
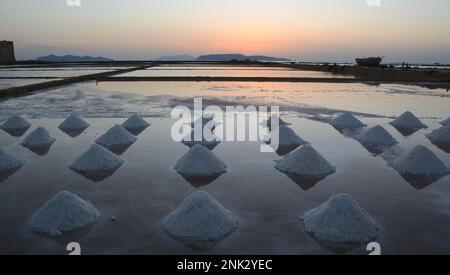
[115,66,354,78]
[0,78,64,89]
[0,117,449,255]
[0,70,113,78]
[97,81,450,118]
[0,78,450,254]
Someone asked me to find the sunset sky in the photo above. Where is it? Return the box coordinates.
[1,0,450,63]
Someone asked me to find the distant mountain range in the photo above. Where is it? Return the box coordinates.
[37,55,113,62]
[156,53,290,62]
[36,53,289,62]
[157,55,195,61]
[196,54,290,62]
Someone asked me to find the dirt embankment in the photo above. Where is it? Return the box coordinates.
[285,63,450,83]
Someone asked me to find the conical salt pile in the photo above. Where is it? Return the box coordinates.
[0,149,25,182]
[393,145,450,178]
[390,111,427,135]
[356,125,398,148]
[21,127,55,155]
[175,145,227,180]
[301,193,380,253]
[1,115,31,137]
[427,124,450,146]
[182,130,221,150]
[1,115,31,131]
[262,114,289,130]
[266,125,308,155]
[330,112,366,129]
[122,114,150,135]
[191,115,216,130]
[30,191,100,237]
[58,115,89,136]
[162,191,238,250]
[440,117,450,127]
[267,125,308,147]
[275,145,336,180]
[69,144,124,182]
[95,124,137,154]
[0,149,24,173]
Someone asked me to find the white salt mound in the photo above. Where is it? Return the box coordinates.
[30,191,100,237]
[301,193,380,251]
[393,145,450,177]
[390,111,426,130]
[122,114,150,131]
[182,130,221,149]
[440,117,450,126]
[191,116,216,129]
[21,127,55,148]
[1,115,31,131]
[58,115,90,132]
[263,114,290,129]
[330,112,366,129]
[175,145,227,178]
[95,124,137,147]
[275,145,336,178]
[266,125,308,147]
[162,191,238,243]
[357,125,398,147]
[0,149,25,173]
[70,144,124,173]
[427,124,450,145]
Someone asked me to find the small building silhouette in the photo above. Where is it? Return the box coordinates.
[0,41,16,64]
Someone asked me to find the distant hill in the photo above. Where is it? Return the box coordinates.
[37,55,113,62]
[196,54,290,62]
[157,55,195,61]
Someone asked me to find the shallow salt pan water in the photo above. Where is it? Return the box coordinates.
[0,78,64,89]
[96,81,450,118]
[1,80,450,254]
[114,66,354,78]
[0,66,130,78]
[0,66,132,89]
[0,117,450,255]
[1,81,450,120]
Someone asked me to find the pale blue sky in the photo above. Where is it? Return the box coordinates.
[1,0,449,63]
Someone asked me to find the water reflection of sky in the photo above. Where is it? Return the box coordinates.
[0,117,449,254]
[98,81,450,119]
[115,66,354,79]
[1,77,450,254]
[2,81,450,120]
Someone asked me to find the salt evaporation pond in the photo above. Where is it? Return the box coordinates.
[0,66,129,78]
[162,191,238,251]
[0,78,64,89]
[0,79,450,255]
[113,65,355,78]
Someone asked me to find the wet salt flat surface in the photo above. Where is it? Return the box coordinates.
[0,69,113,78]
[115,66,354,78]
[1,81,449,119]
[0,117,450,255]
[1,80,450,254]
[0,78,63,89]
[0,66,131,89]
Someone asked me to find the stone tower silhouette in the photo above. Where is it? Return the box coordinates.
[0,41,16,64]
